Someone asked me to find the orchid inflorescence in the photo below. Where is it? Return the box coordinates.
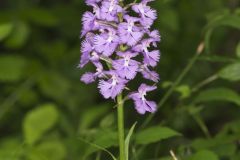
[79,0,161,114]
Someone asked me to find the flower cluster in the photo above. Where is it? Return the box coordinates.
[79,0,161,114]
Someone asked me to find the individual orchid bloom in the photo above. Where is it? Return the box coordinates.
[140,64,159,82]
[81,62,104,84]
[118,15,144,46]
[81,72,96,84]
[94,29,119,56]
[113,51,139,80]
[100,0,122,21]
[79,33,101,68]
[98,71,127,99]
[129,83,157,114]
[132,0,157,27]
[133,39,160,67]
[149,30,161,47]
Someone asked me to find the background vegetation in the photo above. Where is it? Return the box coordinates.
[0,0,240,159]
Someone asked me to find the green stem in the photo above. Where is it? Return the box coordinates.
[192,114,211,138]
[117,94,125,160]
[192,74,218,92]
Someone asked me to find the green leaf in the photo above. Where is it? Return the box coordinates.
[188,150,219,160]
[4,21,30,48]
[79,104,110,131]
[175,85,191,99]
[125,122,137,160]
[0,56,26,82]
[23,104,59,145]
[0,23,13,41]
[37,71,71,101]
[194,88,240,106]
[135,126,181,145]
[236,42,240,58]
[83,129,118,157]
[79,137,117,160]
[204,13,240,52]
[0,138,23,160]
[100,113,115,128]
[218,63,240,81]
[28,140,66,160]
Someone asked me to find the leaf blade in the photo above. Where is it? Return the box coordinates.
[125,122,137,160]
[135,126,181,145]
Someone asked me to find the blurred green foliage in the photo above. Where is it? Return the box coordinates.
[0,0,240,159]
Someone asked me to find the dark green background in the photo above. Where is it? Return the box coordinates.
[0,0,240,159]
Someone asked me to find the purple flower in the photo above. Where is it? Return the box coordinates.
[100,0,122,21]
[81,72,95,84]
[132,0,157,27]
[113,51,139,80]
[81,62,104,84]
[79,33,101,68]
[140,64,159,82]
[94,29,119,56]
[133,39,160,67]
[98,71,127,99]
[118,15,144,46]
[129,83,157,114]
[80,0,161,114]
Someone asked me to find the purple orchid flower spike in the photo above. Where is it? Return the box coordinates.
[80,0,161,114]
[129,83,157,114]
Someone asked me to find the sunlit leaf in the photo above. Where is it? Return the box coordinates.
[125,122,137,160]
[23,104,59,145]
[0,55,26,82]
[135,126,181,144]
[194,88,240,106]
[0,23,13,41]
[218,63,240,81]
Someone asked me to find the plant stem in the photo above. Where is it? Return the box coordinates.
[117,94,125,160]
[192,114,211,138]
[192,74,218,92]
